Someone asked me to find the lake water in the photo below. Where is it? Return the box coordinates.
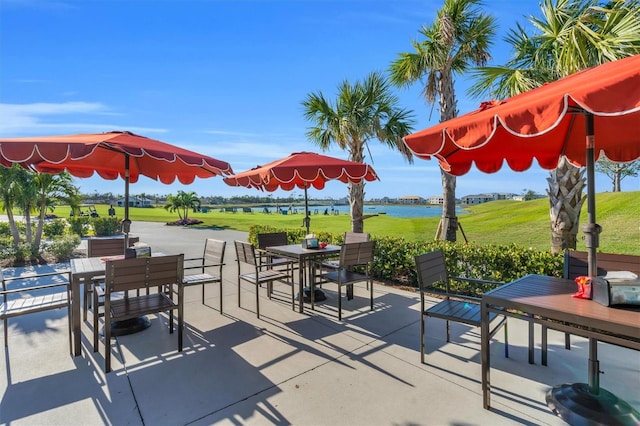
[264,204,464,218]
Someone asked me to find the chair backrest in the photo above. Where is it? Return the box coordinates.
[87,236,139,257]
[415,250,450,292]
[564,250,640,279]
[235,240,258,266]
[104,254,184,294]
[256,232,288,249]
[344,232,370,243]
[339,241,375,268]
[203,239,226,265]
[88,237,125,257]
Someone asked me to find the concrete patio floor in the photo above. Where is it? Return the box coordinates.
[1,222,638,425]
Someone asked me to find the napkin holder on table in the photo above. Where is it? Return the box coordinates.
[302,234,319,249]
[125,244,151,259]
[592,271,640,307]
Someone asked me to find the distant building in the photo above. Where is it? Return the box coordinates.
[116,196,154,207]
[427,195,444,205]
[461,193,518,205]
[399,195,424,204]
[461,194,495,205]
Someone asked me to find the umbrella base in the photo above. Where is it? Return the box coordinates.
[110,316,152,336]
[299,287,327,303]
[546,382,640,426]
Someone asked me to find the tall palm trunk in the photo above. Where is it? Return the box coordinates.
[547,157,586,253]
[34,199,48,249]
[349,182,365,233]
[438,70,459,241]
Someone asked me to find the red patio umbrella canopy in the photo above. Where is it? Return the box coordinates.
[403,54,640,176]
[0,130,233,184]
[223,151,379,191]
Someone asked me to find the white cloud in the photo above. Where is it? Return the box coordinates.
[0,102,167,136]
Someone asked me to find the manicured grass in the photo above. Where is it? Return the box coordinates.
[53,190,639,255]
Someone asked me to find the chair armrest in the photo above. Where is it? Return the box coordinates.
[451,276,504,286]
[184,262,224,271]
[2,269,71,282]
[1,281,70,295]
[256,262,291,270]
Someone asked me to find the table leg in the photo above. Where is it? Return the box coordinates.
[72,276,81,356]
[481,299,491,409]
[298,260,304,313]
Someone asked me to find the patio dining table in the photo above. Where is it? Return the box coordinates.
[481,274,640,423]
[265,244,341,313]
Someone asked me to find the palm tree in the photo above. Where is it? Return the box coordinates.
[0,167,80,254]
[469,0,640,253]
[302,71,415,233]
[389,0,496,241]
[164,190,200,223]
[32,172,79,249]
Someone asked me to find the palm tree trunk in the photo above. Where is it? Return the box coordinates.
[6,210,21,246]
[34,200,47,249]
[441,170,458,241]
[547,157,586,254]
[437,70,458,242]
[349,182,365,233]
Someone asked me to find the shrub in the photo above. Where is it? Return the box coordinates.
[68,216,92,237]
[43,219,68,237]
[248,225,564,289]
[4,241,35,262]
[0,222,10,238]
[92,217,121,236]
[44,235,81,261]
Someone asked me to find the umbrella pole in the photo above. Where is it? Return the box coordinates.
[122,155,132,248]
[583,113,603,396]
[303,185,310,234]
[583,113,600,277]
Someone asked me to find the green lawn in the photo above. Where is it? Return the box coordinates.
[54,190,639,255]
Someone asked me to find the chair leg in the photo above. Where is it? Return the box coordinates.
[528,319,534,364]
[565,332,571,349]
[4,318,8,347]
[420,315,425,364]
[256,283,260,318]
[178,285,184,352]
[219,281,223,314]
[67,305,72,355]
[504,319,509,358]
[338,283,342,321]
[93,289,99,352]
[445,320,451,343]
[83,280,91,322]
[201,285,205,304]
[104,303,111,373]
[369,278,373,311]
[542,324,548,366]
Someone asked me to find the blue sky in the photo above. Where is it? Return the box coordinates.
[1,0,635,200]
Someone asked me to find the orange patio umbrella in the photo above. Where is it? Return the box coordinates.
[403,54,640,422]
[0,130,233,244]
[404,54,640,276]
[223,152,379,233]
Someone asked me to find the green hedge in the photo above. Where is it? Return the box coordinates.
[249,225,564,288]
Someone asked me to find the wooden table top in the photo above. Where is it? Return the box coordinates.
[483,274,640,340]
[266,244,341,260]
